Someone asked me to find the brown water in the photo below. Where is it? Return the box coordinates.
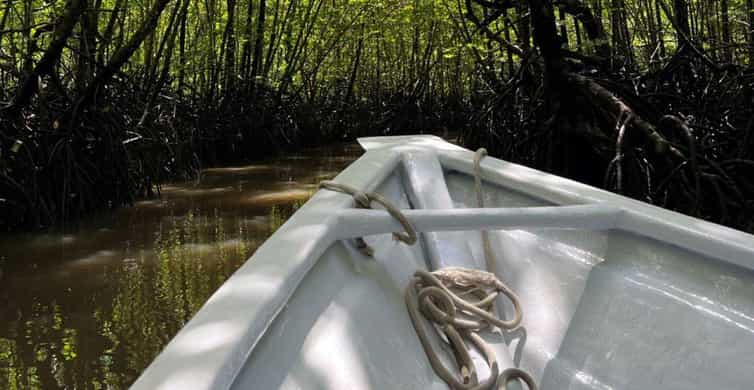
[0,144,361,389]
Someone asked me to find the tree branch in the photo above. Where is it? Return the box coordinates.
[566,72,685,160]
[1,0,84,119]
[465,0,524,56]
[75,0,172,111]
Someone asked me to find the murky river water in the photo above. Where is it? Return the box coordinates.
[0,144,361,389]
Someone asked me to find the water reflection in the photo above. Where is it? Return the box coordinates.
[0,144,360,389]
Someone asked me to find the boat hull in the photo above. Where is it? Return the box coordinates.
[132,136,754,390]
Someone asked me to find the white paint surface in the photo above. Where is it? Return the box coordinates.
[132,136,754,390]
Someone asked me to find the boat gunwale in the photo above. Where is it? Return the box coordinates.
[434,140,754,272]
[130,147,402,390]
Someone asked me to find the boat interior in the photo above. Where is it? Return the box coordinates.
[228,138,754,390]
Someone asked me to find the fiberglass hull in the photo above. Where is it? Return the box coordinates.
[132,135,754,390]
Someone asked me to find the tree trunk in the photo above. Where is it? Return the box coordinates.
[720,0,731,62]
[203,0,218,102]
[503,9,515,74]
[98,0,126,66]
[240,0,254,83]
[517,1,531,50]
[0,0,9,36]
[249,0,266,90]
[749,0,754,65]
[138,0,180,127]
[177,0,189,96]
[558,6,569,48]
[560,0,610,59]
[263,0,282,77]
[344,25,364,104]
[655,0,666,58]
[610,0,633,65]
[574,13,583,53]
[527,0,566,81]
[223,0,237,97]
[77,0,99,93]
[22,0,32,75]
[674,0,690,44]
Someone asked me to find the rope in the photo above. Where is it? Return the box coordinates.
[319,150,535,389]
[318,180,417,256]
[474,148,497,276]
[473,148,488,209]
[404,149,536,390]
[405,269,534,390]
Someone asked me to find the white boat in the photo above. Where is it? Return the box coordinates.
[132,135,754,390]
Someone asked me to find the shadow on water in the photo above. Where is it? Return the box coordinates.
[0,143,361,389]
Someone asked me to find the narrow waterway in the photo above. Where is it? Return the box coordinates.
[0,143,361,389]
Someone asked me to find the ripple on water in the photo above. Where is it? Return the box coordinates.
[0,143,360,389]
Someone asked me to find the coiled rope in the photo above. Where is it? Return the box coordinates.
[318,148,535,389]
[405,268,534,389]
[404,149,535,390]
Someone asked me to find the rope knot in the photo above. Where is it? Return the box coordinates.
[318,179,417,254]
[352,191,371,208]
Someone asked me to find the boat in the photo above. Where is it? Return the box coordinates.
[132,135,754,390]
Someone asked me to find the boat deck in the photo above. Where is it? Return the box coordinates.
[232,169,754,389]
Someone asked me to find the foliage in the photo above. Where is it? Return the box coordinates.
[1,0,753,231]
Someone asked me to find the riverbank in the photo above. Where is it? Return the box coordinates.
[0,86,460,232]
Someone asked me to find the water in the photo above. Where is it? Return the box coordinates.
[0,144,361,389]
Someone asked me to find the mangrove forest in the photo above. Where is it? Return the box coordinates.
[1,0,754,387]
[1,0,754,232]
